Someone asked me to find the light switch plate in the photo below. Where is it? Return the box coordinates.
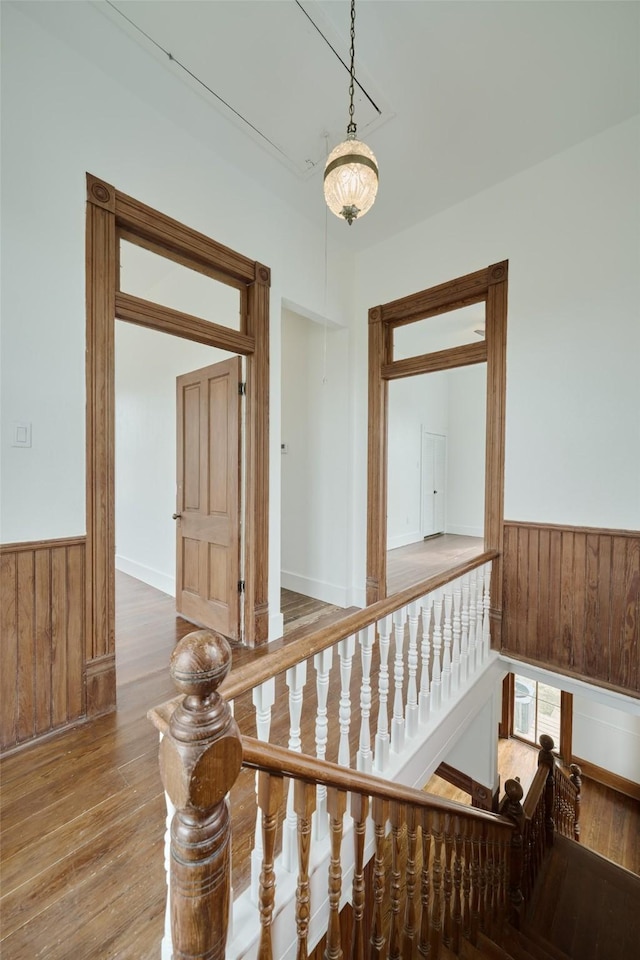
[12,421,32,447]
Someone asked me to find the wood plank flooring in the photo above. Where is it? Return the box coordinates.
[386,534,484,594]
[1,572,637,960]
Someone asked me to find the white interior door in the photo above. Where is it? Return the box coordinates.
[421,430,446,538]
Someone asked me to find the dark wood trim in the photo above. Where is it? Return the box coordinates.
[499,674,513,739]
[559,691,573,762]
[504,519,640,539]
[435,761,472,794]
[115,292,255,355]
[366,261,508,608]
[86,173,271,720]
[571,756,640,802]
[0,536,87,554]
[381,341,486,380]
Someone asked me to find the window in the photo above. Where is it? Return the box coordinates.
[512,674,561,749]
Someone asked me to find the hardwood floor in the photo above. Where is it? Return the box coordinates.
[386,534,484,594]
[1,573,637,959]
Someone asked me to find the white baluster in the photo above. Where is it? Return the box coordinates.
[374,614,392,773]
[483,563,492,661]
[476,568,484,668]
[391,607,406,754]
[406,601,420,739]
[431,590,443,711]
[419,595,432,724]
[460,574,470,686]
[468,569,478,675]
[250,678,276,902]
[357,624,375,773]
[337,635,356,767]
[451,577,462,694]
[282,661,307,872]
[442,589,453,702]
[313,647,333,840]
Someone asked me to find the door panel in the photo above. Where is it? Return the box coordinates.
[176,355,242,639]
[421,430,446,537]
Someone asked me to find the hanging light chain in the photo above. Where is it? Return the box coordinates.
[347,0,357,137]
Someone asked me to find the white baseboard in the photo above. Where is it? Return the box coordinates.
[281,570,348,608]
[387,531,423,550]
[445,525,484,538]
[115,554,175,597]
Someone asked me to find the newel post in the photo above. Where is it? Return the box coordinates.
[159,630,243,960]
[504,779,524,929]
[537,735,555,848]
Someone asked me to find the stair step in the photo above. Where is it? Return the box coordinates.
[505,927,571,960]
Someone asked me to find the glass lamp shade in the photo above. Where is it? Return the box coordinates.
[323,137,379,224]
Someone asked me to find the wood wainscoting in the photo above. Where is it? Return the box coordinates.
[502,521,639,697]
[0,537,87,751]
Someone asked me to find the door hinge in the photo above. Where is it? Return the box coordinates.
[238,381,246,396]
[238,579,245,594]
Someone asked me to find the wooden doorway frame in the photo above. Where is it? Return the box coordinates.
[85,174,270,715]
[366,261,508,639]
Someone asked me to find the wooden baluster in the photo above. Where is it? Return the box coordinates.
[338,635,356,767]
[258,771,284,960]
[478,824,489,934]
[451,578,461,694]
[430,810,443,959]
[251,678,276,903]
[431,591,443,712]
[441,590,453,702]
[314,647,333,840]
[462,823,472,942]
[357,625,374,773]
[391,608,406,755]
[467,569,477,675]
[406,601,420,739]
[374,615,392,773]
[442,814,454,949]
[351,793,369,960]
[418,810,432,959]
[159,631,243,960]
[283,662,308,871]
[504,778,525,930]
[418,596,432,725]
[475,569,484,668]
[370,797,390,960]
[570,763,582,842]
[389,801,403,960]
[538,735,555,849]
[326,787,348,960]
[482,563,492,661]
[403,804,418,956]
[295,780,316,960]
[460,574,470,686]
[469,820,481,946]
[452,818,463,955]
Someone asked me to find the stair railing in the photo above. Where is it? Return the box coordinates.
[501,734,582,927]
[151,625,522,960]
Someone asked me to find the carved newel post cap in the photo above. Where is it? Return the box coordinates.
[170,629,232,699]
[539,734,555,754]
[504,779,524,805]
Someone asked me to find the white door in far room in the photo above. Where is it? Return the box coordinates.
[421,430,446,538]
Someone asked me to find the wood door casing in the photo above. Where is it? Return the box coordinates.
[176,356,241,640]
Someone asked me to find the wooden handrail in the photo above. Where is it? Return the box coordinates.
[522,766,548,820]
[150,550,498,732]
[241,734,514,830]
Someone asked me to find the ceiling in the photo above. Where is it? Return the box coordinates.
[22,1,640,251]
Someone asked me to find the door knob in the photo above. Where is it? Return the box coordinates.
[172,513,181,520]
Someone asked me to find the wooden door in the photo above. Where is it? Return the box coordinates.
[176,356,242,640]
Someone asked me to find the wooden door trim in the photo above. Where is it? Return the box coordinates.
[86,174,270,715]
[366,261,508,640]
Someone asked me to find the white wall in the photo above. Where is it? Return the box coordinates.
[446,364,486,537]
[573,697,640,785]
[281,309,350,606]
[115,323,223,596]
[444,694,500,793]
[0,2,355,634]
[354,115,640,591]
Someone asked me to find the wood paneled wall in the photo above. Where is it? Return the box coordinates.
[502,522,639,696]
[0,537,86,751]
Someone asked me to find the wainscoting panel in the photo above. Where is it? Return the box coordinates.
[503,522,639,696]
[0,537,86,750]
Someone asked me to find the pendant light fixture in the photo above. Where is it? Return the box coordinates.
[323,0,378,225]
